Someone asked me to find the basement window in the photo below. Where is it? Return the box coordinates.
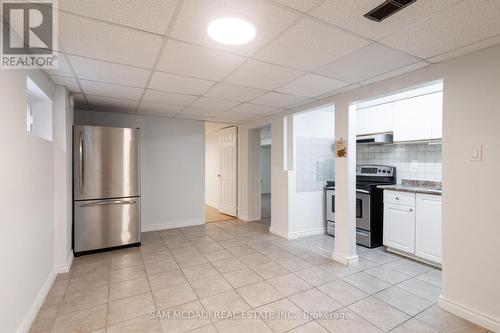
[26,77,53,141]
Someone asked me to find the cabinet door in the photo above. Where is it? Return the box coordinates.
[393,92,442,142]
[384,203,416,253]
[357,103,394,135]
[416,194,442,263]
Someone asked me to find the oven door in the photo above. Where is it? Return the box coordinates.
[356,191,371,231]
[326,189,335,222]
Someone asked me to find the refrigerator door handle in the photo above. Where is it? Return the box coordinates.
[79,131,84,194]
[80,199,138,208]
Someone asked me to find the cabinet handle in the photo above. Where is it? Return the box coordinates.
[409,208,414,212]
[395,197,400,200]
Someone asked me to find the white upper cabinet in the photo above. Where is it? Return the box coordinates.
[357,103,394,135]
[393,92,443,142]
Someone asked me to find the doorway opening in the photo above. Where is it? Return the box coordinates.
[204,122,238,223]
[259,125,271,225]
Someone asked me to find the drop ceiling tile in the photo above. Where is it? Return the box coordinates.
[86,95,139,113]
[137,102,184,116]
[313,83,362,99]
[427,35,500,63]
[80,80,144,100]
[255,18,369,71]
[157,40,246,81]
[360,61,430,85]
[314,43,419,83]
[310,0,462,41]
[276,74,348,97]
[45,53,74,77]
[179,107,254,123]
[272,0,322,12]
[68,55,151,87]
[59,13,163,68]
[171,0,298,56]
[230,103,280,115]
[59,0,179,34]
[250,91,312,107]
[380,0,500,59]
[225,60,304,90]
[190,97,240,111]
[149,71,214,95]
[142,89,197,106]
[204,83,266,102]
[50,75,81,92]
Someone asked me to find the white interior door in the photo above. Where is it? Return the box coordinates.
[218,126,237,216]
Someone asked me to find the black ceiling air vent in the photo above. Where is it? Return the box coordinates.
[364,0,418,22]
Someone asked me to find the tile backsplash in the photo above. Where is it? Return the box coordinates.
[357,143,442,183]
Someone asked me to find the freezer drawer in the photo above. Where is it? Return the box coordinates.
[74,197,141,253]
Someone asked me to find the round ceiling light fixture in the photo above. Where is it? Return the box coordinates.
[207,17,256,45]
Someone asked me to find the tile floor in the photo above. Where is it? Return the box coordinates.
[30,220,489,333]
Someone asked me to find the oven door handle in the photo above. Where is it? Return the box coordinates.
[356,189,370,194]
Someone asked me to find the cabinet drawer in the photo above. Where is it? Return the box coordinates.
[384,190,415,206]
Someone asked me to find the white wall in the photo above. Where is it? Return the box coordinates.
[239,45,500,331]
[0,69,62,333]
[260,145,271,194]
[205,132,219,208]
[75,110,205,231]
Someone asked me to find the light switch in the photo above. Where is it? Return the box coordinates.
[470,144,482,161]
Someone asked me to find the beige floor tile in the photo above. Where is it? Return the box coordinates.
[359,250,401,264]
[47,279,70,298]
[53,304,107,333]
[298,252,332,265]
[109,276,150,301]
[257,298,310,332]
[110,253,144,270]
[317,280,368,306]
[317,261,360,278]
[416,269,442,288]
[142,250,173,264]
[148,269,187,291]
[287,320,329,333]
[288,288,342,314]
[348,296,410,332]
[29,317,55,333]
[106,314,162,333]
[110,265,147,284]
[200,290,251,316]
[343,272,392,294]
[152,282,197,309]
[278,257,312,272]
[212,257,247,274]
[239,252,273,267]
[268,273,312,297]
[144,258,179,276]
[189,324,218,333]
[223,268,263,288]
[236,281,284,308]
[203,249,233,262]
[190,274,233,298]
[170,246,201,258]
[59,285,109,314]
[218,238,246,248]
[107,293,156,326]
[397,278,442,302]
[363,265,412,285]
[294,266,337,287]
[182,263,220,282]
[251,262,290,279]
[65,273,109,295]
[227,245,257,257]
[390,318,439,333]
[214,317,273,333]
[176,253,209,268]
[384,260,433,276]
[318,308,383,333]
[374,286,433,316]
[415,305,487,333]
[159,300,211,333]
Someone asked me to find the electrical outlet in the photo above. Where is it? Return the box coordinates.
[470,144,482,161]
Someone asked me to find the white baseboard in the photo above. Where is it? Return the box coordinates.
[238,214,259,222]
[269,227,325,240]
[55,252,74,274]
[332,252,359,266]
[438,296,500,332]
[142,218,205,232]
[17,269,57,333]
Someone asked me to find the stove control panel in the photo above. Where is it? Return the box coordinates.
[357,165,395,177]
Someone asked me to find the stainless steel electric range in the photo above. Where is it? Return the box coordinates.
[325,165,396,248]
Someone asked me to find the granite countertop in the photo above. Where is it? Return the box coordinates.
[377,179,442,195]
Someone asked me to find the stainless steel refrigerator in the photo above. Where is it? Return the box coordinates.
[73,125,141,256]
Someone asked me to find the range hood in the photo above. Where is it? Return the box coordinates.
[357,133,394,145]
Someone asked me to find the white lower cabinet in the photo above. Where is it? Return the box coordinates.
[383,203,416,253]
[383,190,442,265]
[416,194,442,264]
